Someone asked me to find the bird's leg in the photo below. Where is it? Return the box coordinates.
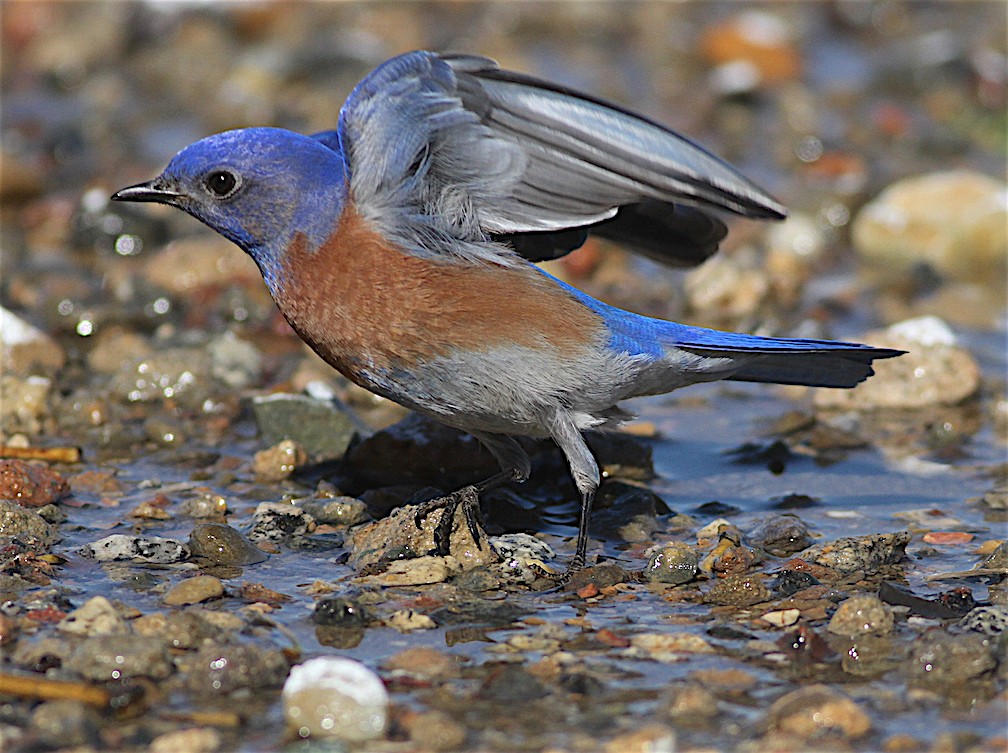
[545,412,601,582]
[413,433,530,556]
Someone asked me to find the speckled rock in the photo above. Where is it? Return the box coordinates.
[960,605,1008,636]
[301,496,370,527]
[0,459,69,507]
[283,656,388,741]
[248,501,315,543]
[82,533,188,563]
[58,595,128,636]
[853,170,1007,283]
[705,574,771,606]
[164,575,224,606]
[827,595,894,636]
[748,513,812,557]
[188,523,267,566]
[645,542,699,584]
[65,633,174,680]
[798,531,910,574]
[0,499,56,545]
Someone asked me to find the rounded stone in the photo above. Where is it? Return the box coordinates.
[768,685,871,739]
[645,542,699,585]
[705,574,771,606]
[163,575,225,606]
[188,523,267,566]
[65,634,174,681]
[827,595,894,636]
[283,656,388,741]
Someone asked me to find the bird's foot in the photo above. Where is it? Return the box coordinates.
[413,485,484,556]
[531,552,586,590]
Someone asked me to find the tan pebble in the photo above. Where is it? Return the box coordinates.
[761,608,801,627]
[163,575,224,606]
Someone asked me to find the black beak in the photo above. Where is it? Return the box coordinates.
[111,178,183,204]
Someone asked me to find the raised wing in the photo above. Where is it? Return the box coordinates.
[335,50,784,265]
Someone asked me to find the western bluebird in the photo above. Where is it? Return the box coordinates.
[113,51,902,576]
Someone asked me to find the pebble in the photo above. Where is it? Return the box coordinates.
[82,533,188,563]
[630,632,716,662]
[248,501,315,543]
[0,305,66,375]
[383,646,461,681]
[747,513,812,557]
[798,531,911,574]
[282,656,388,741]
[164,575,224,606]
[251,393,356,462]
[644,542,699,584]
[768,684,871,739]
[762,608,801,627]
[401,709,466,752]
[662,684,720,724]
[0,375,52,434]
[143,236,263,294]
[57,595,128,636]
[960,605,1008,635]
[85,326,152,374]
[384,609,436,632]
[705,574,771,606]
[207,330,262,389]
[908,631,997,685]
[0,499,56,545]
[65,633,174,680]
[301,496,370,527]
[109,347,214,410]
[360,555,457,587]
[490,533,556,583]
[29,699,100,748]
[0,459,70,507]
[183,643,289,694]
[604,724,676,753]
[133,611,222,649]
[188,522,267,565]
[148,727,223,753]
[252,439,308,481]
[814,317,981,409]
[827,595,894,636]
[852,170,1007,284]
[313,597,368,627]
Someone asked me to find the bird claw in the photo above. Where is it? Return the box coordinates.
[412,485,484,556]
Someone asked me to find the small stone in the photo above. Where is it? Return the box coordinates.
[86,326,152,374]
[248,501,315,543]
[65,634,174,680]
[133,611,222,650]
[908,631,997,685]
[663,684,719,724]
[58,595,128,636]
[313,597,368,627]
[252,439,308,482]
[814,318,980,410]
[183,643,289,694]
[768,685,871,739]
[828,595,894,636]
[762,608,801,627]
[0,375,52,434]
[705,574,771,606]
[361,555,456,586]
[401,709,466,752]
[148,727,223,753]
[604,723,676,753]
[164,575,224,606]
[251,393,356,462]
[0,459,70,507]
[630,632,715,662]
[208,330,262,389]
[922,531,974,545]
[384,609,436,632]
[0,499,56,545]
[29,699,100,748]
[645,542,699,584]
[283,656,388,741]
[82,533,188,563]
[960,605,1008,635]
[0,306,65,375]
[798,531,910,574]
[747,513,812,557]
[383,647,461,681]
[301,496,370,526]
[852,170,1007,284]
[109,347,214,410]
[188,522,267,565]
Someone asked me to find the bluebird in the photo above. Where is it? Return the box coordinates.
[113,51,902,576]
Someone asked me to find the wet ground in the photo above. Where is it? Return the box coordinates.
[1,2,1006,752]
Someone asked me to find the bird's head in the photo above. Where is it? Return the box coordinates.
[113,127,348,287]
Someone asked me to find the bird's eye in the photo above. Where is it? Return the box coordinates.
[205,170,239,198]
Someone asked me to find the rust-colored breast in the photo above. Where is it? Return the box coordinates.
[273,206,603,381]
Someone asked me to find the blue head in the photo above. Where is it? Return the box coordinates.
[113,127,348,291]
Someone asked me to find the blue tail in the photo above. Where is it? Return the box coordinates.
[545,270,903,389]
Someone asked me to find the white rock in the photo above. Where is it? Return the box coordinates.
[283,656,388,741]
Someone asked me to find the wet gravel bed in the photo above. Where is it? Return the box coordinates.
[2,2,1006,752]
